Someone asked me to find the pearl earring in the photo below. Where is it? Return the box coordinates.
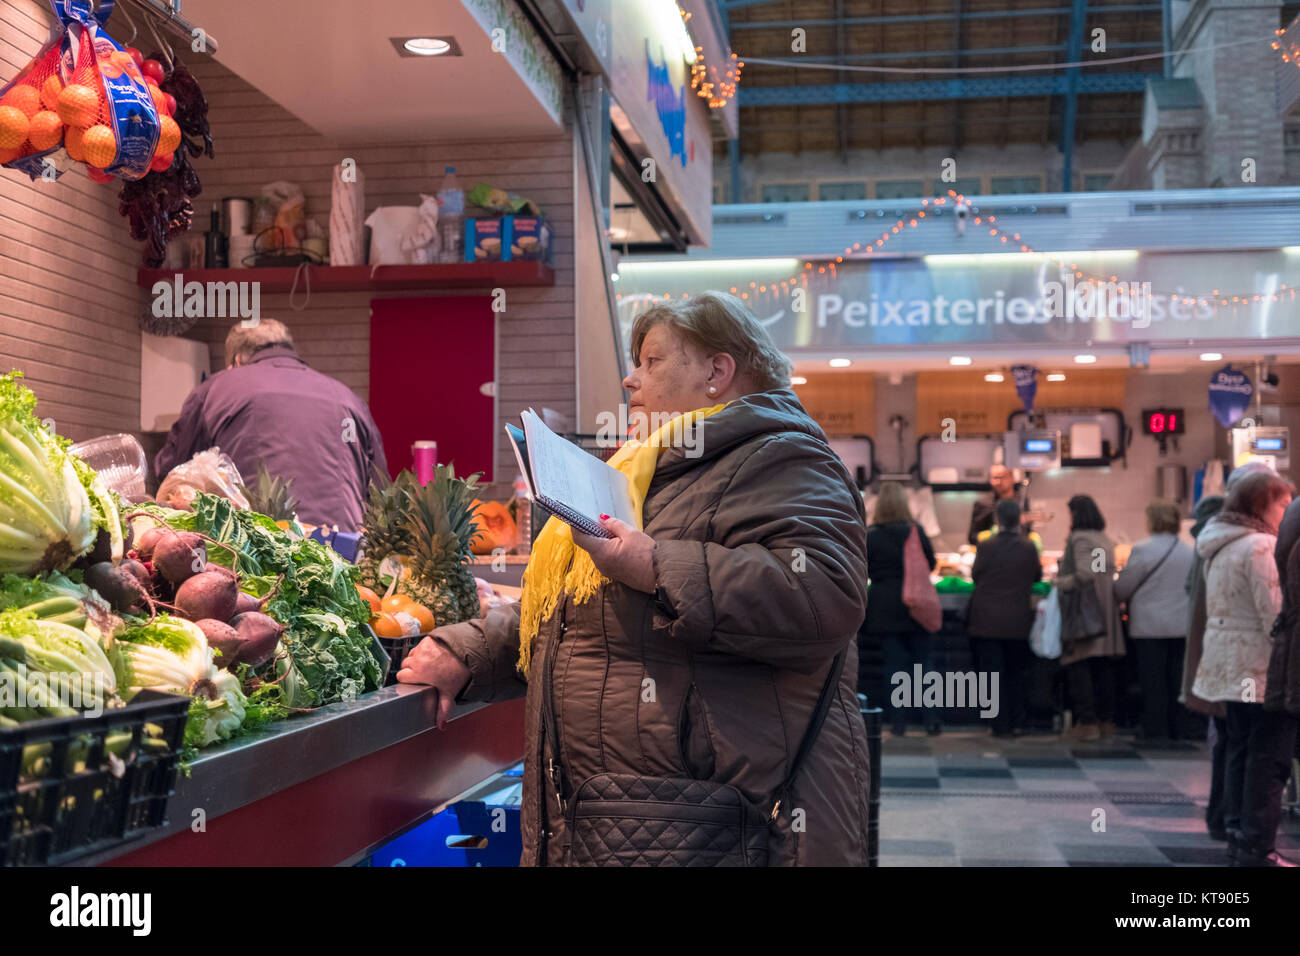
[707,386,717,396]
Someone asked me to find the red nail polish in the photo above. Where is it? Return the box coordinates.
[600,514,610,520]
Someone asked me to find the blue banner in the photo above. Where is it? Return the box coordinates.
[1012,364,1039,412]
[1208,364,1253,427]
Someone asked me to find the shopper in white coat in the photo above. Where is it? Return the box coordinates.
[1114,502,1194,741]
[1192,470,1297,867]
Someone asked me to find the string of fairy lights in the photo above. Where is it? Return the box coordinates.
[680,9,743,108]
[613,190,1299,316]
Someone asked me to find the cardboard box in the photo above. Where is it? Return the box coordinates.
[464,216,552,264]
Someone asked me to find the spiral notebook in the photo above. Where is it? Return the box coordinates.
[505,410,635,538]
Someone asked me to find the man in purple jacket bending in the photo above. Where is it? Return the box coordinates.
[154,319,389,531]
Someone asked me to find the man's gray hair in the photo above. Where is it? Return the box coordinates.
[225,319,294,367]
[629,291,792,392]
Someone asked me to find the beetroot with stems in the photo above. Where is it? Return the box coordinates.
[152,530,207,585]
[195,618,241,668]
[120,558,152,589]
[227,612,283,668]
[134,526,166,561]
[234,591,262,615]
[83,561,150,614]
[174,569,238,622]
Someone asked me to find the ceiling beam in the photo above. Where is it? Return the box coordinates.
[728,6,1160,29]
[1059,0,1089,192]
[739,72,1157,105]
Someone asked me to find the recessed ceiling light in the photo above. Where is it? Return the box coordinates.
[829,358,851,368]
[791,376,808,385]
[949,356,972,366]
[1047,372,1066,382]
[391,36,461,57]
[1074,354,1097,364]
[984,372,1004,382]
[405,37,452,55]
[1200,352,1223,361]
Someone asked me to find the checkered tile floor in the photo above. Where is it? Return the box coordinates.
[878,729,1300,866]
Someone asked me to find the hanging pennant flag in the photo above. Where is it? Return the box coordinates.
[1208,364,1253,427]
[1012,365,1039,412]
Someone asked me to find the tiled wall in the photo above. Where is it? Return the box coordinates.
[0,0,145,440]
[180,55,576,499]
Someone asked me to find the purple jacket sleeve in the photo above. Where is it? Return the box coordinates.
[153,383,211,482]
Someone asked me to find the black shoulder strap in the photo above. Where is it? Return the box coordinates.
[1130,537,1180,601]
[771,649,847,819]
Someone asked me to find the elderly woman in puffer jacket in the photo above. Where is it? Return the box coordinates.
[1193,470,1296,867]
[396,292,871,867]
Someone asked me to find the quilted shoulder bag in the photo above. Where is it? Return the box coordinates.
[543,638,846,867]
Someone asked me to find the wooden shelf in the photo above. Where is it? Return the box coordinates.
[138,260,555,293]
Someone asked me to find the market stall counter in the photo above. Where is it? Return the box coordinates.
[81,687,524,867]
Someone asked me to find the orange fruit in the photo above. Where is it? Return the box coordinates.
[355,584,382,614]
[405,602,435,633]
[26,111,62,151]
[0,147,18,164]
[147,82,167,117]
[372,611,421,638]
[381,594,413,614]
[1,85,40,119]
[0,106,29,150]
[80,124,115,168]
[57,84,98,127]
[86,166,115,183]
[149,149,173,172]
[40,75,63,112]
[64,125,85,161]
[156,114,180,153]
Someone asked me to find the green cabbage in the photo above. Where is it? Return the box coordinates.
[0,372,119,573]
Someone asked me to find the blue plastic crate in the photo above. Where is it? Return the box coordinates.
[372,766,523,867]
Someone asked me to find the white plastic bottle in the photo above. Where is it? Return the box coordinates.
[437,166,465,264]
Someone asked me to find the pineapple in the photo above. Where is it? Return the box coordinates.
[359,465,484,627]
[243,462,299,524]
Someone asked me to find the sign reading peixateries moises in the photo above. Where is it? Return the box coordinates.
[617,249,1300,348]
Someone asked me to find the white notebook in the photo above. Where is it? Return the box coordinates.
[506,409,636,538]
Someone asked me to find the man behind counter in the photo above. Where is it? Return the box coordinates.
[967,463,1033,545]
[154,319,389,531]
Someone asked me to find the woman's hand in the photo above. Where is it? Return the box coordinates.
[396,635,472,731]
[572,516,658,593]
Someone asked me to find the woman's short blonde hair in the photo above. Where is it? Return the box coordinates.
[1146,502,1182,535]
[630,292,792,391]
[873,482,912,525]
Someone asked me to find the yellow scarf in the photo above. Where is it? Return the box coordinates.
[516,401,729,676]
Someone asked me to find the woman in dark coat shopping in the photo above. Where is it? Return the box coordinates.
[396,292,872,867]
[967,499,1042,737]
[862,481,938,736]
[1055,494,1125,741]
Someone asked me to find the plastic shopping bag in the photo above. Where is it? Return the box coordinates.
[1030,587,1062,659]
[156,448,250,512]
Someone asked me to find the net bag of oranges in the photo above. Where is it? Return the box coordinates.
[0,0,171,182]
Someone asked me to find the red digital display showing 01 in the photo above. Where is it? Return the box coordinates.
[1142,408,1185,435]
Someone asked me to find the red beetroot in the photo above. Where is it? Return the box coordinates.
[174,569,238,622]
[152,531,207,585]
[227,612,283,668]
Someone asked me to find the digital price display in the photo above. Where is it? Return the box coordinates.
[1142,408,1185,435]
[1254,437,1285,452]
[1023,439,1054,453]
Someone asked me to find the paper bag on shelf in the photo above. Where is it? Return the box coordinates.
[329,161,366,266]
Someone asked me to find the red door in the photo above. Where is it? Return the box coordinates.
[368,296,495,482]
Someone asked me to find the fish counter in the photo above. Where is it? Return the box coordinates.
[81,686,524,867]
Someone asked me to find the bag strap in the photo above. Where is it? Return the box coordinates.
[1128,537,1179,602]
[770,649,847,820]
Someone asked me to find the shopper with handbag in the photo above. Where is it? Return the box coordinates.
[1192,469,1296,866]
[396,292,871,866]
[862,481,940,737]
[1055,494,1125,741]
[1115,502,1195,742]
[967,499,1042,737]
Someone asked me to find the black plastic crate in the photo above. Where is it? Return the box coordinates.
[371,623,420,686]
[0,690,190,866]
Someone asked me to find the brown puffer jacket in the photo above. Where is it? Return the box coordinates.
[434,388,871,866]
